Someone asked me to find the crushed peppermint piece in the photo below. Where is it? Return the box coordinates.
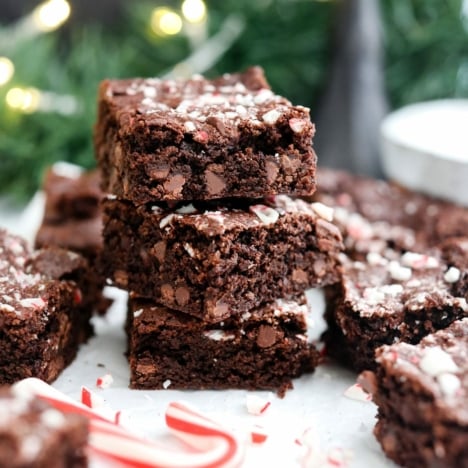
[249,205,279,225]
[246,394,272,416]
[183,121,196,132]
[183,243,195,257]
[444,267,461,283]
[437,373,461,397]
[81,386,106,409]
[343,383,372,402]
[401,252,439,269]
[262,109,282,124]
[162,379,172,389]
[176,204,197,214]
[19,297,46,310]
[159,214,175,229]
[133,308,143,318]
[311,202,334,222]
[203,329,235,341]
[363,284,403,304]
[0,303,15,312]
[250,425,268,444]
[419,347,459,377]
[388,261,412,281]
[288,118,307,133]
[193,130,209,144]
[96,374,114,389]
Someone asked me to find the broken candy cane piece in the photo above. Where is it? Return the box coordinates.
[246,393,273,415]
[343,383,372,402]
[96,373,114,389]
[250,424,268,444]
[13,378,245,468]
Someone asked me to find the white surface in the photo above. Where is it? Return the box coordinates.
[0,196,396,468]
[380,99,468,206]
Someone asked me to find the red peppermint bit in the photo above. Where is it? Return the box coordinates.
[74,288,82,305]
[251,425,268,444]
[96,373,114,389]
[294,438,303,446]
[260,401,271,414]
[388,350,399,362]
[193,130,209,144]
[81,386,92,408]
[114,410,122,425]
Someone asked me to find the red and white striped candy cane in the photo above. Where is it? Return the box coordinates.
[13,378,245,468]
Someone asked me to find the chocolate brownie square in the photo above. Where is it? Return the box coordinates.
[35,164,109,315]
[102,195,343,322]
[95,67,317,204]
[0,229,93,384]
[314,167,468,254]
[323,250,467,371]
[127,294,319,394]
[0,386,88,467]
[359,318,468,468]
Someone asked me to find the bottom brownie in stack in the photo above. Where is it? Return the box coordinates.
[127,295,319,395]
[359,318,468,468]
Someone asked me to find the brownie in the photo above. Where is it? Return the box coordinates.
[35,165,109,315]
[95,67,317,204]
[359,318,468,468]
[101,195,343,322]
[314,167,468,253]
[0,229,93,384]
[323,250,468,372]
[0,386,88,467]
[127,294,319,395]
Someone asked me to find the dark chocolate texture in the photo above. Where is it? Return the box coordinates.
[95,67,317,203]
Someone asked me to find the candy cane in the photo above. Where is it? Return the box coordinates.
[13,378,245,468]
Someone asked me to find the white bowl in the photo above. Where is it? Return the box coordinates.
[380,99,468,206]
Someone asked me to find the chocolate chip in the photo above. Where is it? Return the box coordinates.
[257,325,278,348]
[265,160,279,184]
[175,286,190,306]
[205,170,226,196]
[152,241,166,263]
[163,174,185,196]
[292,268,308,283]
[148,164,170,179]
[160,283,174,301]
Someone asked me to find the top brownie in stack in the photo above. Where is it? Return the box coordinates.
[95,66,317,203]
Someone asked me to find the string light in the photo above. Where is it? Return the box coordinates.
[0,57,14,86]
[151,7,183,36]
[6,87,41,113]
[32,0,71,33]
[181,0,207,24]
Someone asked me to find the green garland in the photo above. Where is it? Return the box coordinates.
[0,0,466,200]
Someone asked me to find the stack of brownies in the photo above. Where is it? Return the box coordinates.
[94,67,343,393]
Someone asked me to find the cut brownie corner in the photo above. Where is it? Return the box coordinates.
[358,318,468,468]
[0,385,88,468]
[127,295,320,395]
[0,229,94,384]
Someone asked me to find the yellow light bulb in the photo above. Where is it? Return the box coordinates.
[181,0,207,24]
[33,0,71,32]
[151,8,183,36]
[0,57,14,86]
[6,87,41,113]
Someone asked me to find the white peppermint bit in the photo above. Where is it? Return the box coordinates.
[388,261,412,281]
[444,267,461,283]
[262,109,282,125]
[401,252,439,269]
[162,379,171,389]
[250,205,279,225]
[133,308,143,318]
[437,373,461,397]
[159,214,175,229]
[19,297,46,310]
[288,118,307,133]
[183,121,196,132]
[343,383,371,402]
[311,202,334,222]
[96,374,114,389]
[203,330,235,341]
[176,204,197,214]
[419,346,459,377]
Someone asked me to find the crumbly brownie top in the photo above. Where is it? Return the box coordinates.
[376,318,468,424]
[108,195,340,239]
[340,251,468,318]
[0,229,84,320]
[101,66,313,140]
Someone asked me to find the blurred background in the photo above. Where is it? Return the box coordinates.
[0,0,467,201]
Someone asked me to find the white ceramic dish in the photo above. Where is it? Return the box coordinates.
[380,99,468,206]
